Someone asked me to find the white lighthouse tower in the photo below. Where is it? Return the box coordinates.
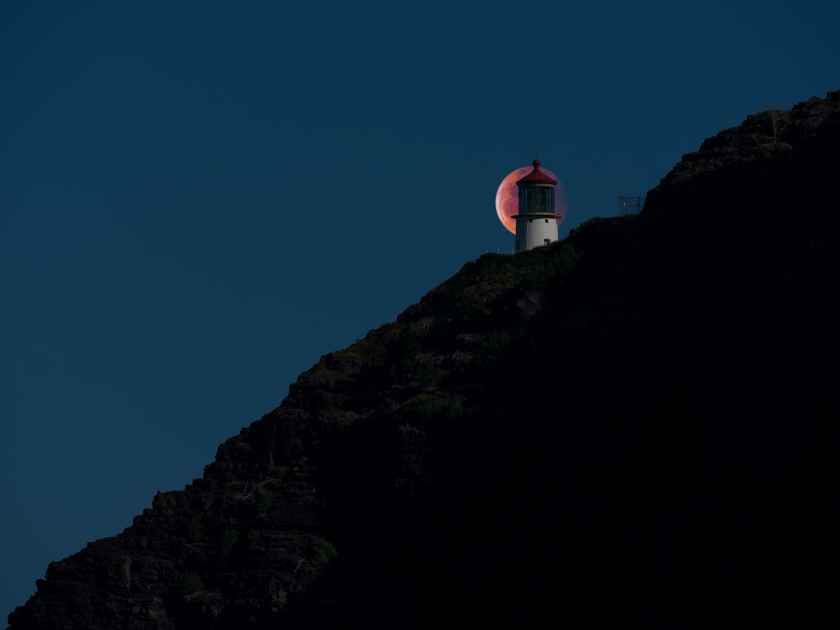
[513,160,560,253]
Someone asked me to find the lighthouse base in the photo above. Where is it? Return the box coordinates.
[513,213,559,253]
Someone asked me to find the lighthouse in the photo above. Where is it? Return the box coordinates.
[513,160,560,253]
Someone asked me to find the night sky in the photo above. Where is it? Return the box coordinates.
[2,0,838,619]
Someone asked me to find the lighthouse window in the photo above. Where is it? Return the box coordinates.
[545,219,549,223]
[528,188,547,211]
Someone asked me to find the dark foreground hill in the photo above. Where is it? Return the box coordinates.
[9,90,840,629]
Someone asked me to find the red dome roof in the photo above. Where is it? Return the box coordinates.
[516,160,558,186]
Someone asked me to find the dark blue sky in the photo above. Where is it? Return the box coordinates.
[2,0,837,619]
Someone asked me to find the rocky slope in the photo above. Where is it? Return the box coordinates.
[8,90,840,629]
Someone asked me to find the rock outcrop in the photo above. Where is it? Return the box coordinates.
[8,90,840,629]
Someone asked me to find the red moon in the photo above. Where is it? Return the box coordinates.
[495,165,567,234]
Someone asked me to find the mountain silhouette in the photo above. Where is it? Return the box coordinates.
[9,89,840,629]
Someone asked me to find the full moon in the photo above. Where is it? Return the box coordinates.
[495,165,567,234]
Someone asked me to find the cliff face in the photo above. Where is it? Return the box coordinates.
[9,90,840,630]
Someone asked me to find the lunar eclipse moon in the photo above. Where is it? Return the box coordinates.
[495,165,567,234]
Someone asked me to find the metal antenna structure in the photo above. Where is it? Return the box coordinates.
[618,194,643,215]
